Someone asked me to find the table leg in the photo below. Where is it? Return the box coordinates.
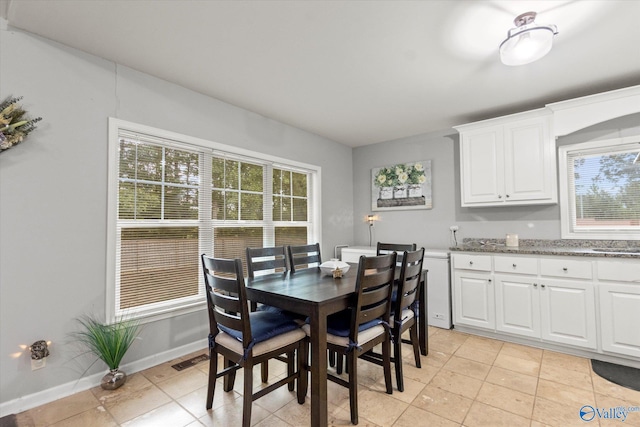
[309,308,328,426]
[419,274,428,355]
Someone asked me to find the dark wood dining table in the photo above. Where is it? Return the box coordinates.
[245,264,428,427]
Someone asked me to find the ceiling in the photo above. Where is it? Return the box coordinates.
[2,0,640,147]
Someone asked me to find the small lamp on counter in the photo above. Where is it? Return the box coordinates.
[366,214,376,246]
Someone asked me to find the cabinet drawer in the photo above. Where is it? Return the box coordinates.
[540,258,592,279]
[494,256,538,275]
[453,254,492,271]
[597,260,640,283]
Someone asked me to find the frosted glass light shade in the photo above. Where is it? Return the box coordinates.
[500,12,558,66]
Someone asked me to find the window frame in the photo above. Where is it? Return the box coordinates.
[558,136,640,240]
[107,118,322,323]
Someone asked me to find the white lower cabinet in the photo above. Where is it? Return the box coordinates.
[597,259,640,358]
[453,271,494,330]
[452,253,638,361]
[539,279,597,349]
[495,274,540,338]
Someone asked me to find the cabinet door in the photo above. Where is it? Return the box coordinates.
[495,275,540,338]
[453,271,495,330]
[539,279,597,349]
[503,116,556,203]
[460,127,504,205]
[599,283,640,358]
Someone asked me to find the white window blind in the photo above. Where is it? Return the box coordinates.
[109,120,319,321]
[561,138,640,239]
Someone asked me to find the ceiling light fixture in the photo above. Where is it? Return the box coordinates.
[500,11,558,66]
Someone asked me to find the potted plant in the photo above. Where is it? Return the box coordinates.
[73,315,141,390]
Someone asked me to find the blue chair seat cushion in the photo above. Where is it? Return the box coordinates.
[218,310,299,344]
[325,309,382,337]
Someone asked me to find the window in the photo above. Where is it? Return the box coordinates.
[559,136,640,240]
[107,119,320,322]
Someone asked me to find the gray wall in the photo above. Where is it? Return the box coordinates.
[352,114,640,250]
[0,24,353,407]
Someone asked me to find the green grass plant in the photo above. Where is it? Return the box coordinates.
[73,315,141,370]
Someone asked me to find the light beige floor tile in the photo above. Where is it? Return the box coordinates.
[454,344,499,365]
[141,359,185,384]
[539,362,593,392]
[441,355,491,381]
[536,378,596,406]
[591,370,640,403]
[198,397,271,427]
[254,383,298,413]
[49,406,117,427]
[25,390,99,427]
[91,372,154,404]
[463,401,530,427]
[392,405,460,427]
[429,369,483,400]
[370,374,425,404]
[532,396,600,427]
[272,399,312,426]
[484,365,538,395]
[411,384,473,423]
[541,350,591,374]
[176,384,240,419]
[328,404,381,426]
[253,414,294,427]
[102,384,171,424]
[462,335,505,353]
[350,388,408,426]
[121,401,196,427]
[428,332,468,355]
[156,367,209,399]
[475,382,534,418]
[594,393,640,427]
[399,361,440,385]
[493,352,541,377]
[499,342,543,362]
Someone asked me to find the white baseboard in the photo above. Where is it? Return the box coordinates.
[0,339,208,418]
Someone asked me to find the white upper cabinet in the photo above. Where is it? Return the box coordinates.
[455,109,557,207]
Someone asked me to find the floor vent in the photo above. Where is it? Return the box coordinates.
[171,353,209,371]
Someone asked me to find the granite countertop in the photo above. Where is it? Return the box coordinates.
[450,239,640,259]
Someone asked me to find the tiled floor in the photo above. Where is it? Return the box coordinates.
[10,327,640,426]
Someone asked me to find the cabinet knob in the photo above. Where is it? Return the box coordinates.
[562,267,568,272]
[488,279,492,283]
[541,284,546,288]
[498,195,502,199]
[469,261,473,265]
[533,283,538,288]
[506,194,510,198]
[512,263,517,268]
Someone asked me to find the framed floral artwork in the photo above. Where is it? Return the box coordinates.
[371,160,432,211]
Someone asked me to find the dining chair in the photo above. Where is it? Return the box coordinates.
[303,252,396,425]
[245,246,291,382]
[377,242,416,265]
[200,255,307,427]
[246,246,289,279]
[287,243,322,273]
[361,248,425,392]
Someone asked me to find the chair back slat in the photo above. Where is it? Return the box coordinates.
[201,254,252,345]
[395,248,425,316]
[287,243,322,273]
[351,253,396,338]
[246,246,288,278]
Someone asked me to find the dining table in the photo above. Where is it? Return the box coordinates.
[244,263,428,427]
